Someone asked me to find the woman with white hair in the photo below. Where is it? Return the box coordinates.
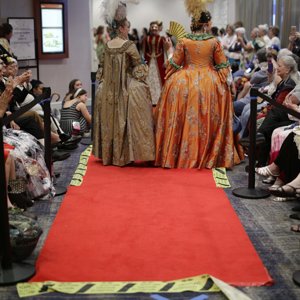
[226,26,246,68]
[258,24,271,48]
[260,85,300,187]
[257,55,300,167]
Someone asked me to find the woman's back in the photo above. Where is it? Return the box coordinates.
[182,36,217,68]
[60,101,88,135]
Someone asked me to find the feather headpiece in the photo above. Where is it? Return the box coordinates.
[100,0,139,24]
[184,0,213,19]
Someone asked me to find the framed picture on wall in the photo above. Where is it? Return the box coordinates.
[34,0,69,59]
[8,18,36,60]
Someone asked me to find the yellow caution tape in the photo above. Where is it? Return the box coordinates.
[17,275,252,299]
[70,145,92,186]
[212,168,231,188]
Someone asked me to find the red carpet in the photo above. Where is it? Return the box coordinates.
[32,156,272,286]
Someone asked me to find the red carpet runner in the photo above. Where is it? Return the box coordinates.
[33,156,272,286]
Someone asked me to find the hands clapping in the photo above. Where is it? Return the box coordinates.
[0,76,14,117]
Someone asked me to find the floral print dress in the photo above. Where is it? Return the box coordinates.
[155,34,242,169]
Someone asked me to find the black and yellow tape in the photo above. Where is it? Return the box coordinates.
[70,145,92,186]
[212,168,231,188]
[17,275,251,299]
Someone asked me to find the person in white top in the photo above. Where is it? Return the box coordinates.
[269,26,281,49]
[258,24,271,48]
[221,24,237,58]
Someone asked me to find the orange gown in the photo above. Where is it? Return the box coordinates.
[155,33,242,169]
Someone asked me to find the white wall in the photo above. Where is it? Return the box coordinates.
[92,0,236,35]
[39,0,92,98]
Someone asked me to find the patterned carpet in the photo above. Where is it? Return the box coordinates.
[1,142,300,300]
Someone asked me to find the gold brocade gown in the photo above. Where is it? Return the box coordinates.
[93,41,155,166]
[155,34,243,169]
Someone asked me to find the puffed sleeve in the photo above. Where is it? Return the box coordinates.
[213,40,231,84]
[165,39,185,80]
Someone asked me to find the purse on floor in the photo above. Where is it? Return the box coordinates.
[8,211,43,262]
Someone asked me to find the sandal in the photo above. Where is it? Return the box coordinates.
[270,185,300,197]
[291,224,300,232]
[269,178,284,192]
[255,166,280,177]
[272,196,295,202]
[262,175,276,184]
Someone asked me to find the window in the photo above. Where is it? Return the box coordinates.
[34,0,68,59]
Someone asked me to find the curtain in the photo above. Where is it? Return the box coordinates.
[235,0,273,35]
[235,0,300,48]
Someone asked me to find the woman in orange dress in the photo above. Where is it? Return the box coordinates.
[155,10,242,169]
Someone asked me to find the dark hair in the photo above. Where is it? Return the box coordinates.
[96,25,104,36]
[256,48,267,63]
[270,26,280,37]
[71,88,87,99]
[132,28,139,37]
[234,21,243,29]
[211,26,219,36]
[219,28,225,35]
[109,18,129,38]
[31,79,43,89]
[0,23,13,38]
[150,21,159,27]
[142,27,148,36]
[68,79,80,94]
[190,11,212,32]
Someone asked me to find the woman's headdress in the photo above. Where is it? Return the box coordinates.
[100,0,139,38]
[184,0,213,21]
[100,0,139,24]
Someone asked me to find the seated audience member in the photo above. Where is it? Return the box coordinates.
[0,78,40,206]
[0,23,16,58]
[239,53,299,138]
[60,88,91,136]
[221,24,237,58]
[268,26,281,49]
[234,48,269,116]
[227,27,246,67]
[256,130,300,198]
[29,79,68,139]
[236,27,265,64]
[62,79,82,108]
[288,28,300,58]
[257,55,300,166]
[1,57,76,147]
[270,85,300,162]
[258,24,271,48]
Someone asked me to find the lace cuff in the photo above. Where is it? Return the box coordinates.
[169,58,182,70]
[132,64,149,81]
[215,61,230,70]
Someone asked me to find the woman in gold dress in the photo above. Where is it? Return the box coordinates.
[155,10,242,169]
[92,18,155,166]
